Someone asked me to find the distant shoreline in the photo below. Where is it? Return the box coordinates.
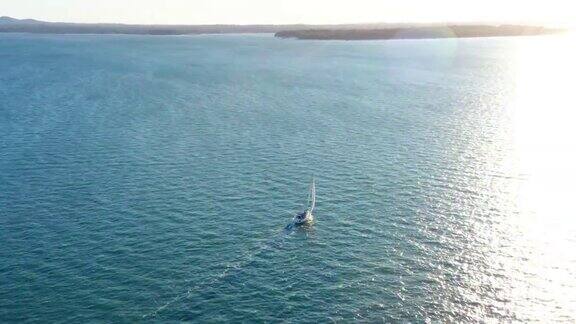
[274,25,564,40]
[0,17,564,38]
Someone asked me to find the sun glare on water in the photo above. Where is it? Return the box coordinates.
[510,32,576,222]
[498,32,576,319]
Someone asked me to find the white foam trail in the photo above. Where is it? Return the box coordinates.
[143,226,296,319]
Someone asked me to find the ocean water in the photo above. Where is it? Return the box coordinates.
[1,33,575,322]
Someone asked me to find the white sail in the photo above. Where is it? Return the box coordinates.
[292,178,316,226]
[309,179,316,213]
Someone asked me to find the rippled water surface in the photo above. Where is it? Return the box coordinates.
[1,33,575,322]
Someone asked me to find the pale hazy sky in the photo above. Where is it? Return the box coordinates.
[1,0,574,26]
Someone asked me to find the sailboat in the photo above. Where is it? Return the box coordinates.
[293,178,316,226]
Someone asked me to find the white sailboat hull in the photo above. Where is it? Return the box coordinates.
[294,210,313,225]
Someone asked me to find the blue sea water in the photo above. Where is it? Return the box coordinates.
[1,33,575,322]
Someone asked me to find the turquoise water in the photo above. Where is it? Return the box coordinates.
[1,33,575,322]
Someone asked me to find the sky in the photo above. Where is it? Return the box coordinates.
[1,0,574,26]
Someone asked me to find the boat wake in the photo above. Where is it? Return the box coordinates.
[143,226,297,319]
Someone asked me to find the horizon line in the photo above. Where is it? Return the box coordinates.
[1,15,565,28]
